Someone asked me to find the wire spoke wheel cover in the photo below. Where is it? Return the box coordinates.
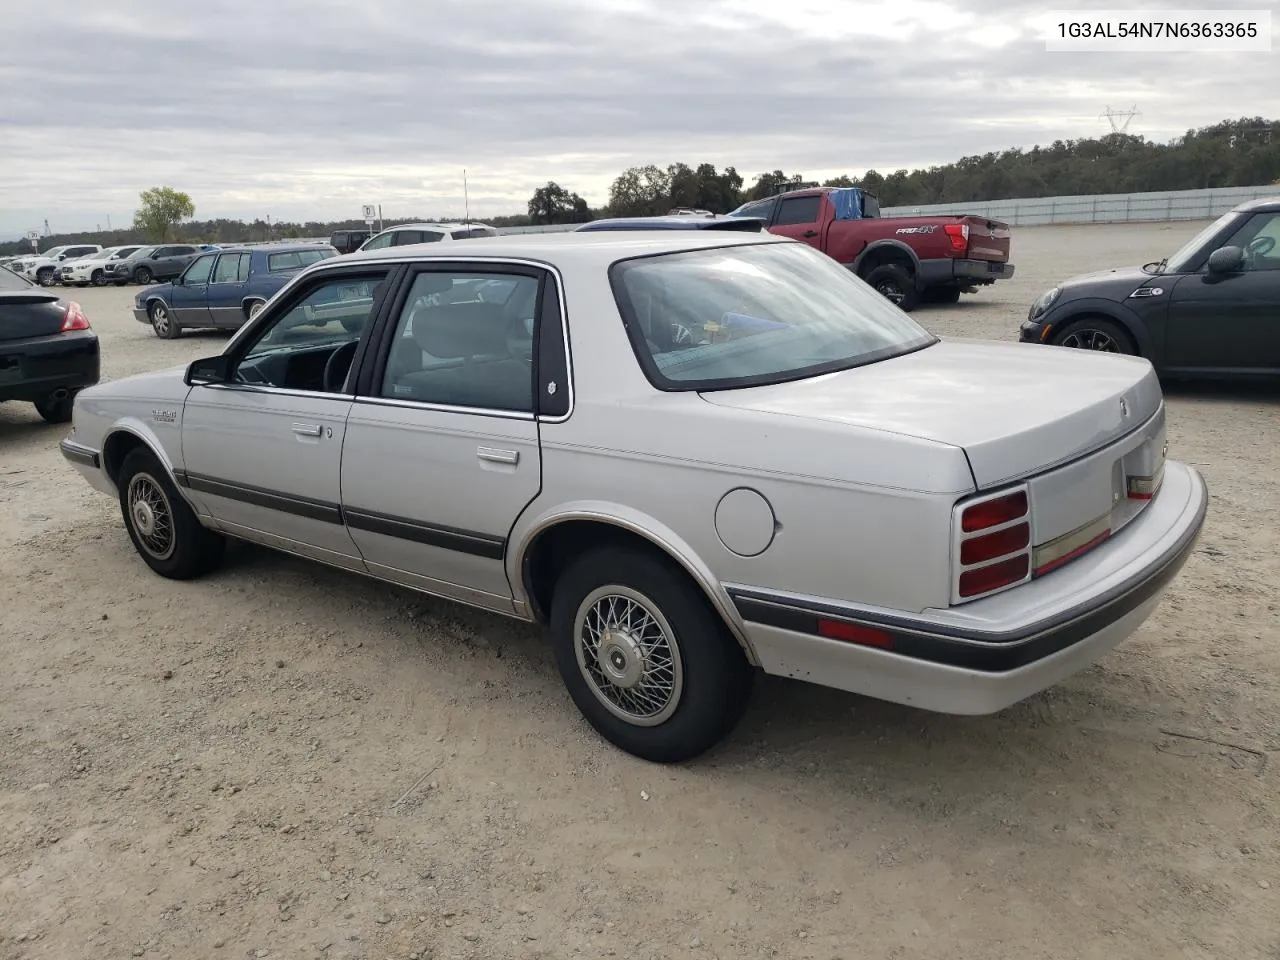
[1060,328,1118,352]
[127,471,177,561]
[573,585,684,726]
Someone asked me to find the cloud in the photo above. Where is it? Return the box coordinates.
[0,0,1272,235]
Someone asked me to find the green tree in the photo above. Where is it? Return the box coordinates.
[527,181,590,224]
[607,165,672,217]
[132,187,195,242]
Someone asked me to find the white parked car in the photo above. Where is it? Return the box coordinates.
[58,230,1207,762]
[358,221,500,250]
[58,245,145,286]
[17,244,103,285]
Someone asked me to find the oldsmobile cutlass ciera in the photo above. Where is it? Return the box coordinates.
[58,230,1207,762]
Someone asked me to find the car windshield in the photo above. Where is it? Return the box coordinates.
[611,241,937,391]
[1162,212,1236,273]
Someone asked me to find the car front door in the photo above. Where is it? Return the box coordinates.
[1164,211,1280,372]
[767,194,826,250]
[169,253,216,325]
[208,252,251,328]
[179,264,398,570]
[340,263,556,613]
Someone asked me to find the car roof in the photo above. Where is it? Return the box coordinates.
[375,221,494,232]
[215,242,335,254]
[329,229,792,270]
[1233,196,1280,214]
[576,216,764,232]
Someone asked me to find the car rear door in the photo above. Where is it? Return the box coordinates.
[208,252,251,327]
[339,261,561,613]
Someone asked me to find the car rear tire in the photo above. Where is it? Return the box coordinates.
[34,392,75,424]
[246,300,266,320]
[864,264,920,312]
[36,267,55,287]
[134,266,153,285]
[549,546,754,763]
[1051,317,1137,355]
[117,448,225,580]
[149,301,179,339]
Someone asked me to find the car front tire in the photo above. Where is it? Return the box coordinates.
[549,546,754,763]
[117,448,225,579]
[36,267,55,287]
[134,266,153,285]
[1051,316,1137,355]
[149,301,179,339]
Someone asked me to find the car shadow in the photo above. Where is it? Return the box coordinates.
[1161,378,1280,405]
[211,539,1125,794]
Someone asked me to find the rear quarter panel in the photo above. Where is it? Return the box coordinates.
[824,217,954,265]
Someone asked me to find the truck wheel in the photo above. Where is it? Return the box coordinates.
[36,267,55,287]
[117,448,225,580]
[1051,317,1137,355]
[34,391,75,424]
[549,546,754,763]
[865,264,920,312]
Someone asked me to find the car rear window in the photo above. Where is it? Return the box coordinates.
[0,265,33,290]
[610,241,937,392]
[268,249,335,272]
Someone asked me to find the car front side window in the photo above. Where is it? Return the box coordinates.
[1224,213,1280,272]
[183,254,216,284]
[378,269,539,412]
[232,271,391,393]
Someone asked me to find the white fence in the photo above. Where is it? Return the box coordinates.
[495,183,1278,234]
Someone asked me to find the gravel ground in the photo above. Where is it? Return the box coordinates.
[1,221,1277,960]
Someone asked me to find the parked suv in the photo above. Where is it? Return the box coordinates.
[359,222,499,250]
[19,244,104,286]
[105,244,201,285]
[329,229,373,254]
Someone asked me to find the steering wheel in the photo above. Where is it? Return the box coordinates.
[1247,235,1275,258]
[323,340,359,393]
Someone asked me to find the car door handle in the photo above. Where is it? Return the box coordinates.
[477,446,519,465]
[291,422,322,437]
[803,229,819,237]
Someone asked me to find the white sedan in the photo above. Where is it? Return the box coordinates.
[58,229,1207,762]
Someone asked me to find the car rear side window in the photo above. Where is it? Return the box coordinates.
[774,195,822,226]
[610,241,937,391]
[267,250,331,272]
[213,253,249,283]
[378,269,539,413]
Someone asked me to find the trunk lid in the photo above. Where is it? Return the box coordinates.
[0,291,66,341]
[698,339,1162,490]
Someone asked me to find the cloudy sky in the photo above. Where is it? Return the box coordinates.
[0,0,1273,237]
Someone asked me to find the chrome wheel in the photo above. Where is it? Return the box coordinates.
[573,585,683,726]
[127,472,176,561]
[1059,328,1119,352]
[149,303,170,336]
[248,301,265,319]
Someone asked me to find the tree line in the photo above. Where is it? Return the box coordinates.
[4,116,1276,254]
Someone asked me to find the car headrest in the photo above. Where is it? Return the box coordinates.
[411,301,509,359]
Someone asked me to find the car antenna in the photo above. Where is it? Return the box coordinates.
[463,169,470,225]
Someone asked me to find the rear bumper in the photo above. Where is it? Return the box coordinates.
[0,330,100,401]
[918,257,1015,286]
[728,460,1206,714]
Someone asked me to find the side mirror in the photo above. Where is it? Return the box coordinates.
[152,252,163,260]
[1206,245,1244,274]
[185,354,233,386]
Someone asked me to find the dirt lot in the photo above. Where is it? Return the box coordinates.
[2,221,1277,960]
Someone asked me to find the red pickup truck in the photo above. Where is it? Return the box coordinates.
[728,186,1014,311]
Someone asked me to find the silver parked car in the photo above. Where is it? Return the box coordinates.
[59,230,1207,762]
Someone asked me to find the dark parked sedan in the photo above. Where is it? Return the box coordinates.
[1021,197,1280,378]
[0,266,99,423]
[133,243,339,339]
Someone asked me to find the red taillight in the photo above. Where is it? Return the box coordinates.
[961,490,1027,532]
[960,521,1030,565]
[817,618,894,649]
[954,486,1032,601]
[60,301,91,332]
[959,554,1030,598]
[943,222,969,255]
